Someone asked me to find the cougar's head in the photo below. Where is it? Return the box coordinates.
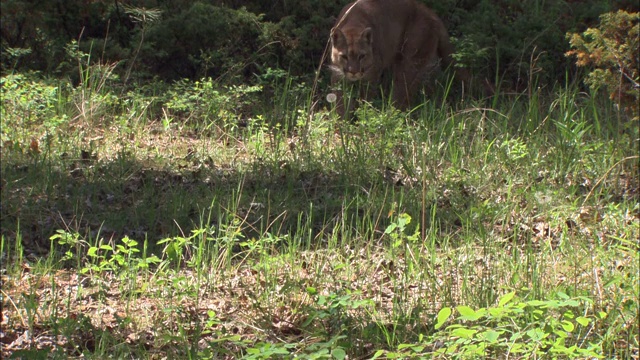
[330,27,374,82]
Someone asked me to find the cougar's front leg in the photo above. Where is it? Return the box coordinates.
[330,74,352,119]
[391,60,420,110]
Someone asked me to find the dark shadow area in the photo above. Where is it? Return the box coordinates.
[1,142,486,257]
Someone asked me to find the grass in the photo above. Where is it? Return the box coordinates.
[1,67,638,359]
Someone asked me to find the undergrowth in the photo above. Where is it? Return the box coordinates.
[1,67,638,359]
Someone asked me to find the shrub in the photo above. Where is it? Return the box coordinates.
[445,0,612,90]
[566,10,639,120]
[141,3,279,81]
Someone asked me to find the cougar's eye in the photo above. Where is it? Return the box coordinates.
[358,54,366,61]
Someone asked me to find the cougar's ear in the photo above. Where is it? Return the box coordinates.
[361,27,373,45]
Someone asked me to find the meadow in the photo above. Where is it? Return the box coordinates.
[1,61,638,358]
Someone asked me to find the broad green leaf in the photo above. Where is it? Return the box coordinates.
[561,320,575,332]
[576,316,591,326]
[306,287,317,295]
[451,328,477,339]
[509,343,524,353]
[398,213,411,227]
[122,237,138,246]
[331,348,346,360]
[479,329,503,343]
[384,223,398,234]
[562,299,580,307]
[498,291,516,307]
[435,307,452,329]
[489,307,507,317]
[526,300,546,307]
[526,328,548,341]
[457,305,483,320]
[456,305,476,317]
[597,311,607,319]
[553,337,567,349]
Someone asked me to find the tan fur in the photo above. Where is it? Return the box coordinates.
[330,0,471,115]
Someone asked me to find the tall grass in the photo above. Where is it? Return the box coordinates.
[1,67,638,358]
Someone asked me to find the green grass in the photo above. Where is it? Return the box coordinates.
[1,70,638,359]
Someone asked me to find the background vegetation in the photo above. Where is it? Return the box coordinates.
[1,0,638,358]
[2,0,636,83]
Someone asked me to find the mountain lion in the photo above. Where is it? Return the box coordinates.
[329,0,474,116]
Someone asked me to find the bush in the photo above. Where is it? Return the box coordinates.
[140,3,278,81]
[439,0,612,90]
[567,10,639,120]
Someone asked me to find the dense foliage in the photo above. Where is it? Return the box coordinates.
[3,0,635,88]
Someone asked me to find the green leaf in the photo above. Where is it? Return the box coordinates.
[398,213,411,227]
[562,299,580,307]
[498,291,516,307]
[457,305,483,320]
[384,223,398,234]
[456,305,476,317]
[563,310,575,319]
[561,320,574,332]
[87,247,98,257]
[451,328,477,339]
[526,300,546,307]
[509,343,524,353]
[488,307,507,317]
[480,329,503,343]
[306,287,317,295]
[331,348,346,360]
[435,307,452,329]
[526,328,548,341]
[597,311,607,319]
[576,316,591,326]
